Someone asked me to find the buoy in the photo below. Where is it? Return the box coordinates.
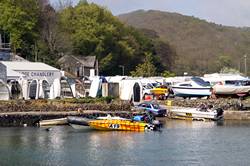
[46,127,52,131]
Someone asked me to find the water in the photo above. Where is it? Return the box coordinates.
[0,120,250,166]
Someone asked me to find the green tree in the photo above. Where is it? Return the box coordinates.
[0,0,39,53]
[162,70,176,77]
[58,2,165,75]
[215,54,232,71]
[220,67,241,74]
[0,1,170,75]
[130,52,157,77]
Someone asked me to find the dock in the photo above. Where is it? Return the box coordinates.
[0,110,140,127]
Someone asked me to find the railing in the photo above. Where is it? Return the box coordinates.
[0,43,11,49]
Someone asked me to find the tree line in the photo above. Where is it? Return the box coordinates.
[0,0,175,76]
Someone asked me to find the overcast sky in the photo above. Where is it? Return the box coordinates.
[55,0,250,27]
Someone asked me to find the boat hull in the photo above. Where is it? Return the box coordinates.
[67,116,156,131]
[69,123,91,130]
[67,116,91,126]
[88,119,153,131]
[169,108,223,121]
[213,85,250,95]
[171,87,211,98]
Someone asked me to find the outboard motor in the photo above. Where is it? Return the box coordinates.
[152,120,163,130]
[145,113,163,131]
[133,113,163,131]
[216,108,224,119]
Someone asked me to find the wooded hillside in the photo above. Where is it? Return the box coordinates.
[0,1,174,76]
[119,10,250,75]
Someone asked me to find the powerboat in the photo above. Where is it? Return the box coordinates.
[169,105,223,121]
[170,77,212,98]
[87,119,155,131]
[213,80,250,97]
[67,114,161,131]
[67,115,130,130]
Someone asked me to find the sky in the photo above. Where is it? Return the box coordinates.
[53,0,250,27]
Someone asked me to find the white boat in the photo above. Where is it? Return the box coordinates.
[171,77,212,98]
[213,80,250,96]
[169,106,223,121]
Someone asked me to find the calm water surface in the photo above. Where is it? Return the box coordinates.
[0,120,250,166]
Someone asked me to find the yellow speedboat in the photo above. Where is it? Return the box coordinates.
[67,116,157,131]
[88,119,154,131]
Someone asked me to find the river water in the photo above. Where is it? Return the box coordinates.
[0,120,250,166]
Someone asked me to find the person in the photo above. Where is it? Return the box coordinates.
[143,112,155,123]
[207,104,214,112]
[198,103,207,112]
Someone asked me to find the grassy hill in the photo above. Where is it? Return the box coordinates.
[119,10,250,75]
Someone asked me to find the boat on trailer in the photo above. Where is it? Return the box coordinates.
[171,77,212,98]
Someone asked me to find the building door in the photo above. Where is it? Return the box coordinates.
[10,81,22,99]
[29,80,38,99]
[133,83,141,102]
[42,80,50,99]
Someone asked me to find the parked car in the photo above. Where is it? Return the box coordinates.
[133,102,167,117]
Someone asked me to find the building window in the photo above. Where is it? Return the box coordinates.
[77,67,80,77]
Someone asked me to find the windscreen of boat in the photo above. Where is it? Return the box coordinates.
[243,80,250,86]
[225,80,238,85]
[191,77,211,87]
[152,104,160,109]
[235,80,250,86]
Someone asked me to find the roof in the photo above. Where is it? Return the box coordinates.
[0,61,60,71]
[7,68,25,77]
[75,56,96,67]
[58,55,96,68]
[11,55,29,62]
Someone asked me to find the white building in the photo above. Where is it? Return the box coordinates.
[0,61,62,99]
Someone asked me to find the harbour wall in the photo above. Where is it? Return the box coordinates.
[0,111,138,127]
[1,99,250,126]
[2,110,250,127]
[0,99,134,127]
[224,111,250,120]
